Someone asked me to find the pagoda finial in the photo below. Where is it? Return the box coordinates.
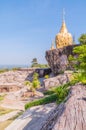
[62,8,65,22]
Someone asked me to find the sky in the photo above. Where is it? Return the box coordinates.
[0,0,86,66]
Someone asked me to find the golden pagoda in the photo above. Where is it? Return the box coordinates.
[55,11,73,48]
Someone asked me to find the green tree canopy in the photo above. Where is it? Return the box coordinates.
[78,34,86,45]
[69,35,86,84]
[32,58,38,64]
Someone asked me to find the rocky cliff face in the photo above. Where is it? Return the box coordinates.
[45,45,78,75]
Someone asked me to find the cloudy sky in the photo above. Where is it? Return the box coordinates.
[0,0,86,65]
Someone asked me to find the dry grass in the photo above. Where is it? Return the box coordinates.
[0,106,13,115]
[0,120,13,130]
[0,95,5,101]
[0,111,23,130]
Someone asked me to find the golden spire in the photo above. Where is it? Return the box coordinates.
[60,9,68,33]
[55,9,73,48]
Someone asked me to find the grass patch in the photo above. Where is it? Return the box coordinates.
[0,107,13,116]
[25,94,57,110]
[25,80,78,110]
[0,111,23,130]
[0,94,6,101]
[0,68,9,73]
[0,120,13,130]
[44,80,77,96]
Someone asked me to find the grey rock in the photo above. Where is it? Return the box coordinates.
[45,45,78,75]
[43,74,69,89]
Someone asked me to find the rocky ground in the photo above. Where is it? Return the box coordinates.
[5,83,86,130]
[0,70,31,90]
[0,70,32,110]
[40,83,86,130]
[5,103,56,130]
[0,70,86,130]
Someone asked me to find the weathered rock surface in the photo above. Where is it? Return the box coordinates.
[46,45,78,75]
[40,83,86,130]
[43,73,72,89]
[0,70,32,92]
[26,68,52,82]
[5,103,56,130]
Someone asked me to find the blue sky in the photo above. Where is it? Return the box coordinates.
[0,0,86,65]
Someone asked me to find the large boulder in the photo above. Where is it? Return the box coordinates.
[45,45,78,75]
[40,83,86,130]
[43,73,70,89]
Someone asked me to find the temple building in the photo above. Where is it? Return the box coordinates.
[55,12,73,49]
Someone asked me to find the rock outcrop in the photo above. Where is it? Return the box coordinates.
[43,74,68,89]
[40,83,86,130]
[46,45,78,75]
[43,71,73,89]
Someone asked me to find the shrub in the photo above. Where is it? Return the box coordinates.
[32,80,40,89]
[56,87,69,104]
[11,67,20,71]
[33,72,39,80]
[25,80,78,109]
[25,94,57,110]
[0,68,9,73]
[44,75,49,79]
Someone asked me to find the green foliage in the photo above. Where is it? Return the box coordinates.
[11,67,20,71]
[31,58,49,68]
[32,72,40,89]
[44,75,49,79]
[73,45,86,71]
[25,94,57,110]
[0,68,9,73]
[78,34,86,45]
[73,45,86,72]
[74,73,86,85]
[31,63,49,68]
[32,58,38,64]
[38,64,49,68]
[24,72,40,92]
[0,107,13,115]
[24,81,32,90]
[25,80,78,109]
[0,95,5,101]
[24,81,31,86]
[44,81,77,96]
[32,80,40,89]
[33,72,39,80]
[44,80,77,104]
[56,87,69,104]
[31,58,38,67]
[69,35,86,84]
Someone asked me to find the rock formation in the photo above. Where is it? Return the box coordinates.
[46,12,77,75]
[40,83,86,130]
[43,72,73,89]
[46,45,78,75]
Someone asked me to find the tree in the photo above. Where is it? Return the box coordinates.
[31,58,38,67]
[69,34,86,84]
[78,34,86,45]
[32,58,38,64]
[73,45,86,72]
